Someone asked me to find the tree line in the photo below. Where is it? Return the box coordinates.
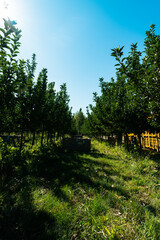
[0,19,72,148]
[85,24,160,145]
[1,19,160,148]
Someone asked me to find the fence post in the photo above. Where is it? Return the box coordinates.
[148,132,150,148]
[141,133,144,149]
[157,133,159,152]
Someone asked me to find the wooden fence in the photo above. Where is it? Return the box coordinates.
[128,132,160,151]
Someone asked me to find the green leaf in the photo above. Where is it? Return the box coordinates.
[0,28,5,34]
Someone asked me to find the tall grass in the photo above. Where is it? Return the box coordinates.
[0,139,160,239]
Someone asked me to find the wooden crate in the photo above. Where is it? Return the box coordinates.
[63,137,91,152]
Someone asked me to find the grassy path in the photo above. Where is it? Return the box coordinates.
[0,139,160,239]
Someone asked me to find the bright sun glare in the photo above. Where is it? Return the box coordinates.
[0,0,20,25]
[0,1,9,18]
[0,0,26,30]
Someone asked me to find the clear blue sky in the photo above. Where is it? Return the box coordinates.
[0,0,160,113]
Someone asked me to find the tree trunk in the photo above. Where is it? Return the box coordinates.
[52,132,55,143]
[47,132,49,145]
[32,131,35,146]
[50,132,53,143]
[125,133,129,151]
[117,133,122,145]
[41,129,44,146]
[20,130,23,151]
[138,133,142,150]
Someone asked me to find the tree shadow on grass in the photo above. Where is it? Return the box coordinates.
[0,156,57,240]
[0,174,58,240]
[89,150,122,161]
[147,152,160,179]
[0,146,131,239]
[1,206,56,240]
[31,147,131,202]
[149,152,160,170]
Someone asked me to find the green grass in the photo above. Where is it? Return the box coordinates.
[0,139,160,239]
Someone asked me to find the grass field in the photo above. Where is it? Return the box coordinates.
[0,139,160,239]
